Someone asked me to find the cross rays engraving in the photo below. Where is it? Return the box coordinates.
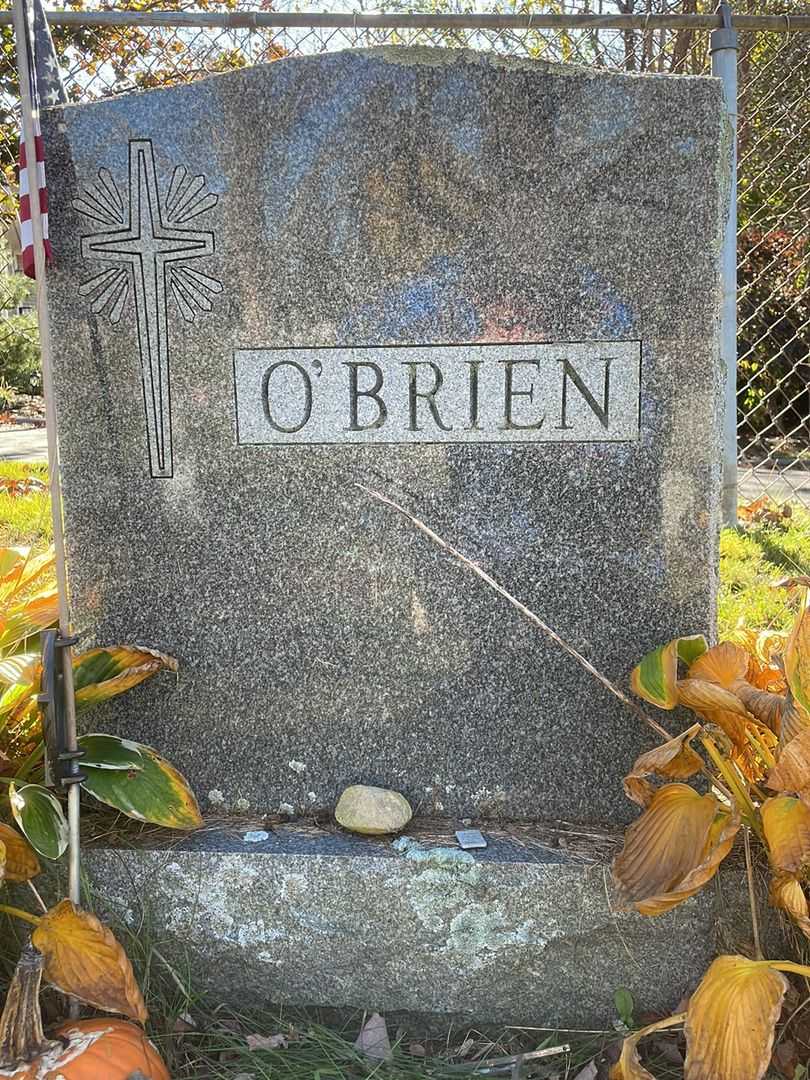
[73,139,222,478]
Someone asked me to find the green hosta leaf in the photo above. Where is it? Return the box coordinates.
[81,742,201,830]
[786,588,810,716]
[630,634,709,710]
[73,646,178,713]
[78,733,144,771]
[9,782,68,860]
[677,635,709,668]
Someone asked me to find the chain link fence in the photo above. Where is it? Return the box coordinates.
[0,1,807,507]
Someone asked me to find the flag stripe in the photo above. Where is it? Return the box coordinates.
[18,0,62,279]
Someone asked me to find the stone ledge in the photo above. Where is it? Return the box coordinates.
[79,825,755,1027]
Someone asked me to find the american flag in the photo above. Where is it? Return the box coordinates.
[18,0,66,279]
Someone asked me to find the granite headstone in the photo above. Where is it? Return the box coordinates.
[44,47,728,826]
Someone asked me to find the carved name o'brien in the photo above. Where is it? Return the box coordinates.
[233,342,642,447]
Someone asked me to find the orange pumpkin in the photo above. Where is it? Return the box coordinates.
[0,945,170,1080]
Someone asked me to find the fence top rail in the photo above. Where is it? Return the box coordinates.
[0,8,808,32]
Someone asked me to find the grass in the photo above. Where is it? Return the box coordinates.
[0,461,51,550]
[719,506,810,636]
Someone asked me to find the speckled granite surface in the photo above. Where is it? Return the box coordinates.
[77,825,756,1026]
[43,48,729,822]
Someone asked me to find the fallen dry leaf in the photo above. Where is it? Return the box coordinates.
[354,1013,392,1062]
[0,476,46,498]
[574,1061,599,1080]
[771,1039,800,1080]
[574,1058,600,1075]
[246,1033,288,1051]
[32,899,146,1022]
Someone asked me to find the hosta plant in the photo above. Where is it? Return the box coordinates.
[611,578,810,1080]
[0,544,201,859]
[0,544,194,1075]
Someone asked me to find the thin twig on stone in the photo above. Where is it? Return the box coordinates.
[356,483,672,742]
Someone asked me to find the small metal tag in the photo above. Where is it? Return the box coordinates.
[455,829,487,850]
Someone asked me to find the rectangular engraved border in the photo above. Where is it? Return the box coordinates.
[233,339,643,448]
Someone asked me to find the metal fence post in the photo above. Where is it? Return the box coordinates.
[711,2,739,526]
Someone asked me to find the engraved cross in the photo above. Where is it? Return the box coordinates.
[76,139,220,478]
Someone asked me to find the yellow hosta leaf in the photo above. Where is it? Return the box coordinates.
[761,796,810,872]
[0,822,39,882]
[731,681,786,733]
[623,776,656,808]
[728,627,787,688]
[635,804,740,916]
[630,636,707,710]
[0,547,56,603]
[32,899,147,1023]
[688,641,749,688]
[613,785,716,905]
[769,872,810,939]
[73,646,178,712]
[786,586,810,716]
[780,698,810,748]
[612,784,738,915]
[685,643,790,734]
[15,548,55,593]
[0,652,38,687]
[0,590,59,651]
[749,666,787,695]
[0,547,29,584]
[611,1014,686,1080]
[744,636,787,693]
[676,677,757,750]
[684,956,787,1080]
[702,707,751,751]
[622,723,703,807]
[767,726,810,803]
[676,678,749,717]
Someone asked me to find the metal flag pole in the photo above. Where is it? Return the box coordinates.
[11,0,82,910]
[711,1,739,526]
